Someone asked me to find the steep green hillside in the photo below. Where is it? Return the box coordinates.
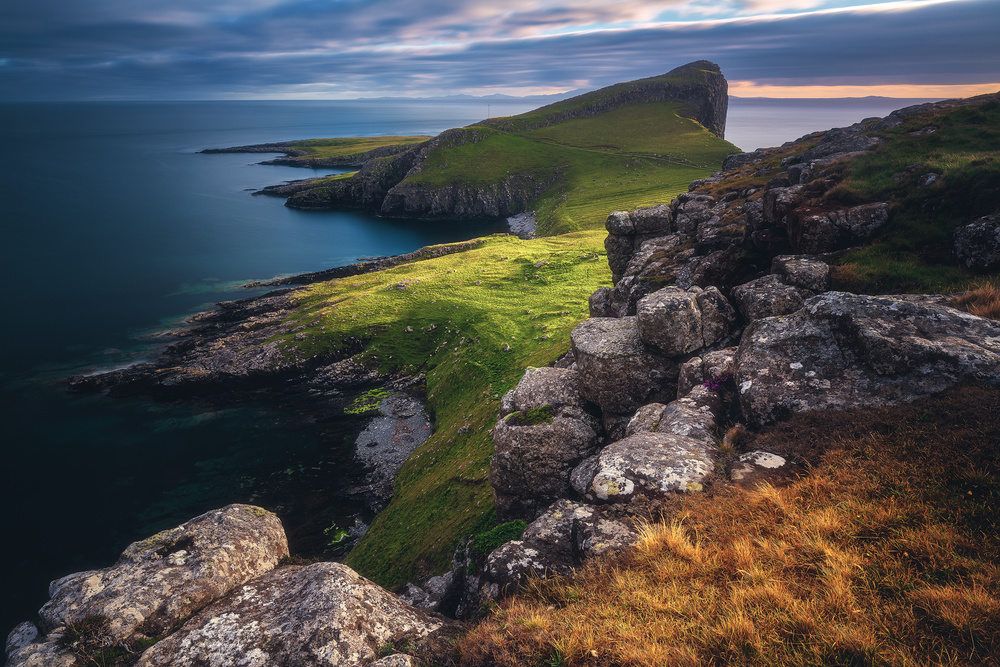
[403,102,733,235]
[265,232,611,587]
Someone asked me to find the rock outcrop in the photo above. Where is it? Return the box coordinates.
[136,562,449,667]
[736,292,1000,426]
[39,505,288,642]
[7,508,455,667]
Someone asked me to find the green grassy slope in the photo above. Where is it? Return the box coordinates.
[267,232,611,588]
[403,101,736,235]
[285,136,427,161]
[823,99,1000,293]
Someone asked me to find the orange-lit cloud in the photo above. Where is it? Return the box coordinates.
[730,81,1000,98]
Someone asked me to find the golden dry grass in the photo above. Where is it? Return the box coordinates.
[457,385,1000,667]
[952,282,1000,320]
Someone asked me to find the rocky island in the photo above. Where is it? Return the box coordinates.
[7,67,1000,666]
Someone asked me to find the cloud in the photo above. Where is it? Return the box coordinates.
[0,0,996,100]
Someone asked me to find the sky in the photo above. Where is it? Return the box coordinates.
[1,0,998,101]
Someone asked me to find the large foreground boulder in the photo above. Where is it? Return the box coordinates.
[490,367,601,520]
[38,504,288,643]
[737,292,1000,426]
[136,562,449,667]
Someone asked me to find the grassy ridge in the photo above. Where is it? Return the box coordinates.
[267,232,611,588]
[824,100,1000,293]
[286,136,427,160]
[406,102,735,235]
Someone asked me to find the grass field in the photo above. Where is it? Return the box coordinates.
[266,232,611,588]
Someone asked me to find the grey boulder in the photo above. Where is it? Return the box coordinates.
[571,317,678,414]
[954,214,1000,271]
[38,504,288,643]
[491,367,601,520]
[736,292,1000,426]
[136,562,448,667]
[577,432,715,501]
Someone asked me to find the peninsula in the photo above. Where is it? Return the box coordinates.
[206,61,735,236]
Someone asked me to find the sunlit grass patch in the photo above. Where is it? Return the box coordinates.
[268,231,611,588]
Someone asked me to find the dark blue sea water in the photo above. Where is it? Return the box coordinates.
[0,96,932,636]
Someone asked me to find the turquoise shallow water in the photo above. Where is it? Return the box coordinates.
[0,96,929,635]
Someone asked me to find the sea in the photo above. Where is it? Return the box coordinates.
[0,95,932,635]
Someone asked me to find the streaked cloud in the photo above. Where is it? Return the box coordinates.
[0,0,995,100]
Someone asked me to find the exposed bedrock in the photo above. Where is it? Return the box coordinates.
[736,292,1000,426]
[38,505,288,642]
[136,562,453,667]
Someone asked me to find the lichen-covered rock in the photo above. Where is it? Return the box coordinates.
[491,367,601,520]
[588,287,613,318]
[370,655,420,667]
[625,403,668,437]
[731,274,809,321]
[636,286,736,356]
[630,204,673,235]
[954,214,1000,271]
[675,246,750,291]
[471,500,636,607]
[771,255,831,291]
[578,433,715,501]
[5,623,39,660]
[136,562,447,667]
[672,193,717,234]
[636,287,702,356]
[696,286,738,347]
[730,451,791,487]
[762,185,804,228]
[571,317,678,414]
[677,357,705,397]
[4,630,76,667]
[736,292,1000,426]
[37,505,288,644]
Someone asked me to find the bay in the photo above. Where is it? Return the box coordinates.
[0,95,932,636]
